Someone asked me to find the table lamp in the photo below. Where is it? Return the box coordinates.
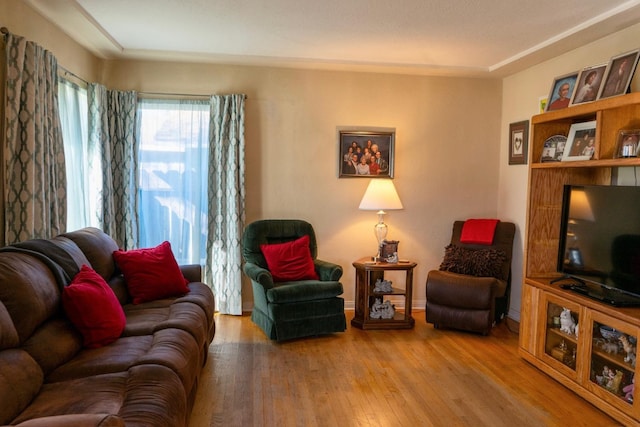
[358,179,403,261]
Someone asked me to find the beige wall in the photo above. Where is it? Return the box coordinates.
[499,22,640,321]
[105,60,503,310]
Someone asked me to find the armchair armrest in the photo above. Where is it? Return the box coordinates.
[243,262,275,289]
[314,259,343,281]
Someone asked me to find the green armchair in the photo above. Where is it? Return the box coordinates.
[242,219,347,341]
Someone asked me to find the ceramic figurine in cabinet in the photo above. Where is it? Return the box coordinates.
[619,334,637,367]
[623,376,634,403]
[559,308,576,335]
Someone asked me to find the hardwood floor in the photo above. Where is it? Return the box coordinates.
[188,311,621,427]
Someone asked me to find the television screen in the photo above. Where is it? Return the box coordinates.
[558,184,640,306]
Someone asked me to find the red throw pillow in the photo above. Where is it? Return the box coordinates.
[260,235,319,282]
[113,241,189,304]
[62,265,126,348]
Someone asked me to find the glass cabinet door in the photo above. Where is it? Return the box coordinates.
[539,294,580,377]
[588,313,638,414]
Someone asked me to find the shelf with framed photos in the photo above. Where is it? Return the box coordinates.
[520,91,640,425]
[531,91,640,168]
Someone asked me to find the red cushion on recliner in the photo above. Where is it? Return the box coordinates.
[260,235,319,282]
[113,241,189,304]
[62,265,126,348]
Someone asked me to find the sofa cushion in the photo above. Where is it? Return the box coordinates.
[22,317,82,377]
[0,253,61,342]
[260,235,319,282]
[0,302,19,350]
[439,244,507,278]
[61,228,120,281]
[0,349,44,425]
[47,329,202,394]
[113,241,189,304]
[12,365,187,427]
[62,265,126,348]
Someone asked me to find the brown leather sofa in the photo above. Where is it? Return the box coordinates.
[0,227,215,427]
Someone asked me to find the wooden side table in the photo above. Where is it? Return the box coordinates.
[351,257,417,330]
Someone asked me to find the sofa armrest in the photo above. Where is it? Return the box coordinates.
[15,414,125,427]
[314,259,343,281]
[180,264,202,283]
[243,262,274,289]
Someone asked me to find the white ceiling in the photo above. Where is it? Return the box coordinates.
[27,0,640,77]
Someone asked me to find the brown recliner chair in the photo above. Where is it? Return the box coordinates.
[426,220,515,335]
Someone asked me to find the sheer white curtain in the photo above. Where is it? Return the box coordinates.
[58,78,101,231]
[136,99,210,264]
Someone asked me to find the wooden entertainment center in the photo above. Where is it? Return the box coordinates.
[519,92,640,424]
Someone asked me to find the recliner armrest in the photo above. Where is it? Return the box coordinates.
[314,259,343,281]
[243,262,274,289]
[426,270,506,309]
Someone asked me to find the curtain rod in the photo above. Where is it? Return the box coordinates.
[59,66,89,85]
[139,92,247,99]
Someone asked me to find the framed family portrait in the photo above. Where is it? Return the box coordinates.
[545,71,579,112]
[562,121,597,162]
[338,127,395,178]
[614,129,640,158]
[599,49,640,100]
[570,63,607,106]
[508,120,529,165]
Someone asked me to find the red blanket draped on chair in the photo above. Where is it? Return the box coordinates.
[460,219,500,245]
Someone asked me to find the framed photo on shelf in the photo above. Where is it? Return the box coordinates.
[545,71,579,112]
[338,127,395,178]
[380,240,399,263]
[508,120,529,165]
[561,121,597,162]
[540,134,567,162]
[570,63,607,106]
[614,129,640,158]
[598,49,640,100]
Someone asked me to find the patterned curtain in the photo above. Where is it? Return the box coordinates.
[206,94,245,315]
[88,83,139,249]
[2,33,66,244]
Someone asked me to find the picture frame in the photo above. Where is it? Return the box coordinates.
[338,127,395,178]
[545,71,579,112]
[613,129,640,158]
[540,134,568,162]
[561,121,597,162]
[598,49,640,100]
[380,240,399,263]
[508,120,529,165]
[569,63,607,106]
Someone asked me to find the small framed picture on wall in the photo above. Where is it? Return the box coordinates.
[508,120,529,165]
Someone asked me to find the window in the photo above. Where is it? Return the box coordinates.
[58,78,100,231]
[136,99,210,265]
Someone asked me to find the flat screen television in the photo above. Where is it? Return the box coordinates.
[557,184,640,306]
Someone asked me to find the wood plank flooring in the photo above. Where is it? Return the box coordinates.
[188,311,621,427]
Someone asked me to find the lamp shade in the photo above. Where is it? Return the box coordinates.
[359,179,403,211]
